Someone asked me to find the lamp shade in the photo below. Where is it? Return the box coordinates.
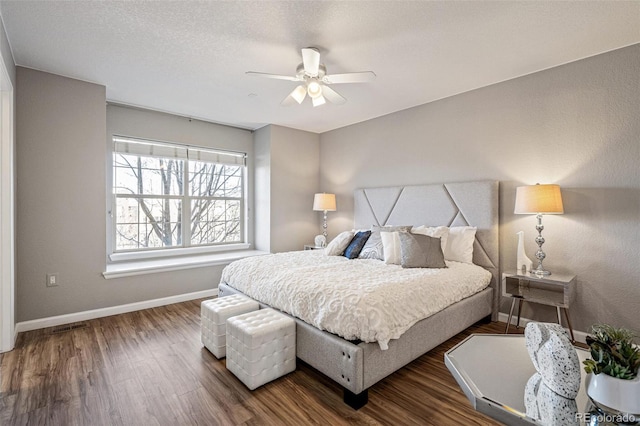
[313,193,336,211]
[291,85,307,104]
[514,184,564,214]
[307,80,323,99]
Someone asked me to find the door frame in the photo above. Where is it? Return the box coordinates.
[0,52,15,353]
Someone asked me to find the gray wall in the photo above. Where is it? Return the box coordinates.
[320,44,640,334]
[15,45,639,332]
[15,68,248,321]
[254,126,271,251]
[254,125,320,253]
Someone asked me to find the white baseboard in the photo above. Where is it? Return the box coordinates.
[15,288,218,334]
[498,312,588,344]
[14,290,588,344]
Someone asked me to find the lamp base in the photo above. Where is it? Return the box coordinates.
[533,214,552,276]
[322,210,328,240]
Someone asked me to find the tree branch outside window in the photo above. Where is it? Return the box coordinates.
[112,140,244,252]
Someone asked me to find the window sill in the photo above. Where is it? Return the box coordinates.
[109,243,251,262]
[103,249,267,280]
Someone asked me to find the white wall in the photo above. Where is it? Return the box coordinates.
[320,44,640,333]
[254,125,320,253]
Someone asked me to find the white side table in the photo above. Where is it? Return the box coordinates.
[502,271,577,341]
[304,245,323,250]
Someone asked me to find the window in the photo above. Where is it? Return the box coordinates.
[111,136,246,254]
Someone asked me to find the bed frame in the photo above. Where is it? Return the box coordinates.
[218,180,499,409]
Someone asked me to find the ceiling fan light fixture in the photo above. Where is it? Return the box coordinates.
[307,80,323,99]
[291,85,307,104]
[312,95,326,107]
[249,47,375,107]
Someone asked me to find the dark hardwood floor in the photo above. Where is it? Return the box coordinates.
[0,299,508,425]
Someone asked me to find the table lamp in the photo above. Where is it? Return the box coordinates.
[313,193,336,243]
[514,184,564,276]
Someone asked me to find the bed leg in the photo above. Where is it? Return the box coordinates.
[343,389,368,410]
[478,314,492,325]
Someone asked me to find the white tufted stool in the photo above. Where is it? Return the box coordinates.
[226,308,296,390]
[201,295,259,359]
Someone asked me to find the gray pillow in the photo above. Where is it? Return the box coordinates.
[398,232,447,269]
[358,225,412,260]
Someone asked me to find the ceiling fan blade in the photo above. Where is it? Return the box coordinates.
[302,47,321,77]
[281,95,297,107]
[321,85,346,105]
[246,71,300,82]
[281,85,307,106]
[322,71,376,84]
[312,94,326,107]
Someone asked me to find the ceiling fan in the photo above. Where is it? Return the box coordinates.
[246,47,376,107]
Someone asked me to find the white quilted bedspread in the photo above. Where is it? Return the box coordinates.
[220,250,491,350]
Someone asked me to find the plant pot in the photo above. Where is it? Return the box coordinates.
[586,372,640,416]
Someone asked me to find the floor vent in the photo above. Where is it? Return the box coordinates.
[50,323,89,334]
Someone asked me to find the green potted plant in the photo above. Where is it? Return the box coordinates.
[584,324,640,416]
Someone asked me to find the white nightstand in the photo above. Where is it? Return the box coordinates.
[304,245,324,250]
[502,271,577,341]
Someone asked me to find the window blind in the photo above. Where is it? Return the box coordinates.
[113,136,246,166]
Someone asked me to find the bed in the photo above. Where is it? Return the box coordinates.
[218,180,499,408]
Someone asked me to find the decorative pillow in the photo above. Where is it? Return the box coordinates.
[358,225,411,260]
[380,231,403,265]
[444,226,477,264]
[411,225,449,253]
[343,231,372,259]
[324,231,355,256]
[398,232,447,269]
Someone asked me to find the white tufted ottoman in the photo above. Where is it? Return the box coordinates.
[201,295,259,359]
[226,308,296,390]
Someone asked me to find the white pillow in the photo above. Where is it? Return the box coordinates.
[380,231,402,264]
[324,231,355,256]
[411,225,449,254]
[444,226,477,264]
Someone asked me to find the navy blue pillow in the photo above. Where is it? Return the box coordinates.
[343,231,372,259]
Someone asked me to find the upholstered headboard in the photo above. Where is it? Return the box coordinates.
[354,180,500,319]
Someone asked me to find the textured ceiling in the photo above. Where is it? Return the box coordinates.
[1,1,638,133]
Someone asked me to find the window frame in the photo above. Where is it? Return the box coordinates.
[108,135,249,262]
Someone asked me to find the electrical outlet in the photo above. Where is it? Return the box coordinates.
[46,273,59,287]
